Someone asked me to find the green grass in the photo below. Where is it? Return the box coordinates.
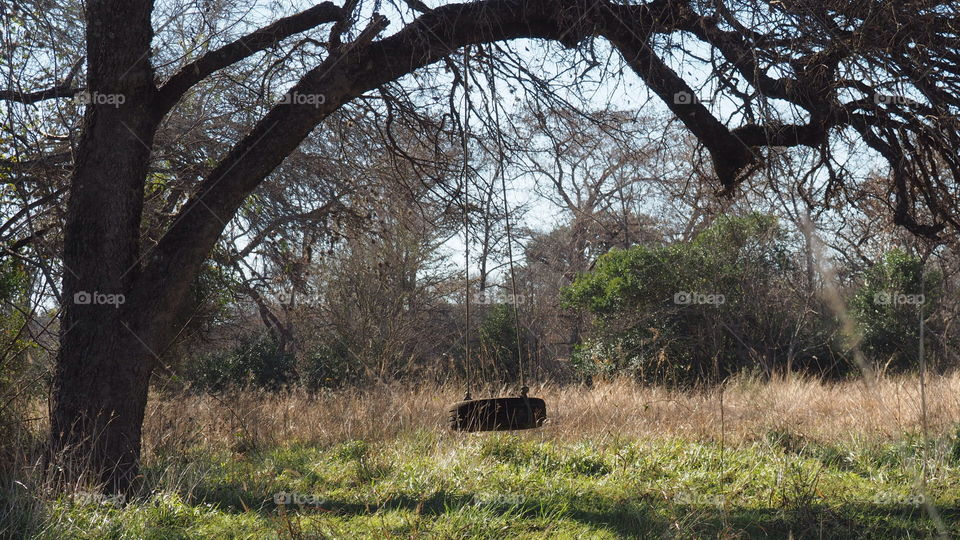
[14,429,960,539]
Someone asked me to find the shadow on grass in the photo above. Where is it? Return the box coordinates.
[674,503,957,539]
[251,494,959,539]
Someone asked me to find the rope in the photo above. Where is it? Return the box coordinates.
[460,44,529,401]
[919,267,927,488]
[500,160,525,391]
[460,46,472,401]
[490,61,527,394]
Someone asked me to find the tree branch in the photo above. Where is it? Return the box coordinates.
[130,0,958,340]
[0,59,84,104]
[155,1,343,115]
[0,84,81,104]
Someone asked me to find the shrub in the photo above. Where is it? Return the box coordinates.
[850,249,942,373]
[0,259,40,451]
[180,334,296,391]
[477,303,530,382]
[298,340,360,390]
[563,213,843,384]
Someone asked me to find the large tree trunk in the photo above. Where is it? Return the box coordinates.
[48,0,160,493]
[49,334,155,491]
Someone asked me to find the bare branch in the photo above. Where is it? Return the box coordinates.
[155,2,344,114]
[0,59,84,104]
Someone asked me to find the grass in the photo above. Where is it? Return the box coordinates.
[5,373,960,538]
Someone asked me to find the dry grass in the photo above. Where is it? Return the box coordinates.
[142,372,960,458]
[7,373,959,538]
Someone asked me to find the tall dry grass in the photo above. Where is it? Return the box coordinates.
[5,373,958,537]
[141,372,960,458]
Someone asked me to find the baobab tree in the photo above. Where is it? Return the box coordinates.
[1,0,959,490]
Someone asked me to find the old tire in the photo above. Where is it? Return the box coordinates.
[448,396,547,432]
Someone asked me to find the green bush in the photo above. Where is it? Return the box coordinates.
[0,259,33,367]
[181,334,296,391]
[298,340,360,390]
[179,333,366,391]
[0,258,40,462]
[563,213,842,384]
[478,304,530,382]
[850,249,942,372]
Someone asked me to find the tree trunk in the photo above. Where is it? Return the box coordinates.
[49,332,154,492]
[48,0,159,493]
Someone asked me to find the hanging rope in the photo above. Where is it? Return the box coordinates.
[460,46,472,401]
[489,55,527,396]
[459,44,530,400]
[919,264,928,488]
[500,162,527,394]
[446,47,548,431]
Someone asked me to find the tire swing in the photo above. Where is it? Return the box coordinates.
[447,48,546,432]
[449,391,547,432]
